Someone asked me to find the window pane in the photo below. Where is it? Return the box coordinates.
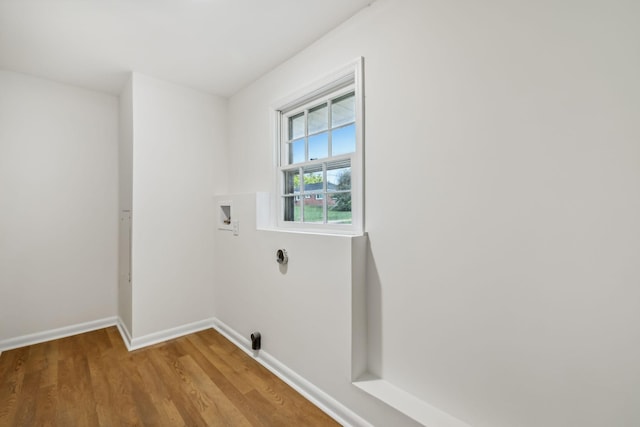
[332,93,355,127]
[289,113,305,140]
[302,167,323,193]
[283,196,301,222]
[290,138,305,164]
[303,197,324,223]
[284,170,299,195]
[327,163,351,192]
[308,132,328,161]
[308,103,328,134]
[331,124,356,156]
[327,192,352,224]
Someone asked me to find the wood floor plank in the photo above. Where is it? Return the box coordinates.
[158,342,246,427]
[86,346,119,427]
[55,357,78,427]
[125,354,166,426]
[207,346,292,414]
[33,384,57,427]
[11,368,39,427]
[105,326,129,354]
[178,335,273,427]
[192,330,337,426]
[57,351,100,426]
[179,353,252,427]
[101,352,145,426]
[0,346,29,426]
[133,352,187,426]
[40,340,59,388]
[0,327,341,427]
[185,333,255,394]
[147,344,211,426]
[55,335,76,362]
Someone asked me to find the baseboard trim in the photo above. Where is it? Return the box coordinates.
[126,318,216,351]
[116,317,133,351]
[211,318,373,427]
[0,316,118,352]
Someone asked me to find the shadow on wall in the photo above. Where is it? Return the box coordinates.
[366,239,383,377]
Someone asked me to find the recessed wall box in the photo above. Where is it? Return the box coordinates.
[218,201,232,231]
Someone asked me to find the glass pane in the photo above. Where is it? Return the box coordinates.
[327,192,352,224]
[308,103,328,134]
[303,196,324,223]
[289,113,305,140]
[290,138,305,164]
[331,124,356,156]
[332,93,355,127]
[284,169,299,194]
[308,132,328,161]
[283,196,301,222]
[327,163,351,192]
[302,167,323,193]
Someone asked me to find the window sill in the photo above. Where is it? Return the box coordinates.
[353,376,471,427]
[257,225,364,238]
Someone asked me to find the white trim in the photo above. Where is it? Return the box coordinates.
[116,317,133,350]
[211,318,373,427]
[272,57,365,236]
[281,85,356,131]
[0,316,118,352]
[353,377,472,427]
[126,318,216,351]
[273,62,358,114]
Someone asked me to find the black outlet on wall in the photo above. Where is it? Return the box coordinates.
[251,332,261,350]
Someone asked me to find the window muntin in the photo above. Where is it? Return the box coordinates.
[284,91,356,163]
[281,160,353,225]
[281,90,355,226]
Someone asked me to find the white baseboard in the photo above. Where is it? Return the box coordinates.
[124,318,216,351]
[0,316,118,352]
[116,317,133,350]
[211,318,373,427]
[0,316,214,354]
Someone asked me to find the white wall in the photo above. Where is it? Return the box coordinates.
[118,75,134,334]
[130,73,227,338]
[225,1,640,426]
[0,70,118,342]
[212,194,405,426]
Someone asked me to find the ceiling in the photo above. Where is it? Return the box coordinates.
[0,0,372,97]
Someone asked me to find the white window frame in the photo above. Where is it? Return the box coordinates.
[271,58,364,235]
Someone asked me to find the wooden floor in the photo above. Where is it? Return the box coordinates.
[0,327,340,426]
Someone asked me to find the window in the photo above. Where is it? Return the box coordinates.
[274,58,364,234]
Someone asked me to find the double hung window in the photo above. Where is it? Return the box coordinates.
[275,59,363,234]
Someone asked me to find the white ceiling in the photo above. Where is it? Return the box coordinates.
[0,0,372,96]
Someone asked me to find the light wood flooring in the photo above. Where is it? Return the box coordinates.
[0,327,341,426]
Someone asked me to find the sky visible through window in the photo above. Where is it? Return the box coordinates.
[288,92,355,164]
